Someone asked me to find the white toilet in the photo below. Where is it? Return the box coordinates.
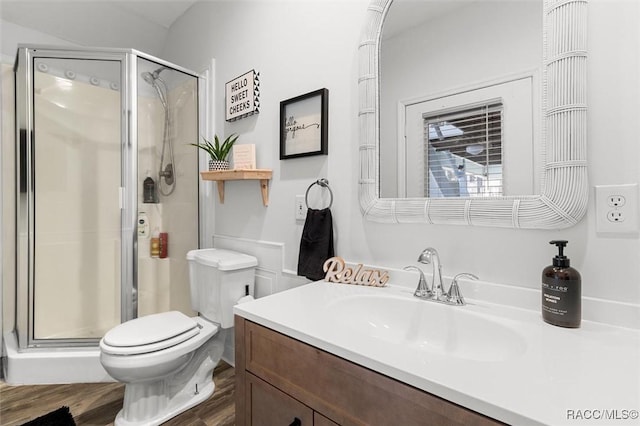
[100,248,257,426]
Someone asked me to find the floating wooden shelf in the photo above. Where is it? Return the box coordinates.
[200,169,273,206]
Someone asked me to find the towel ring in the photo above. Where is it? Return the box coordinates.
[305,178,333,209]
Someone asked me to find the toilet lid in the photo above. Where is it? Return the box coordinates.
[101,311,200,355]
[187,248,258,271]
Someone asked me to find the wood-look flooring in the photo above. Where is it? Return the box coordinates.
[0,361,235,426]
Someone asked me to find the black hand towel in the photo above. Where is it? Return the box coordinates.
[297,208,334,281]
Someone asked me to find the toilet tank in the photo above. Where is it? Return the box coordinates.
[187,249,257,328]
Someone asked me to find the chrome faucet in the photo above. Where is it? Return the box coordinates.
[447,273,479,306]
[404,248,479,306]
[418,247,445,301]
[402,266,431,298]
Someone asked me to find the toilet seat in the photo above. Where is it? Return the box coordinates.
[101,311,200,356]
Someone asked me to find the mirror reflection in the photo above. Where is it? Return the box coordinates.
[379,0,543,199]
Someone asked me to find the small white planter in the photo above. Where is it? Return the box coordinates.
[209,160,230,171]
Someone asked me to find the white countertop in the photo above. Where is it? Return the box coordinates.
[234,280,640,426]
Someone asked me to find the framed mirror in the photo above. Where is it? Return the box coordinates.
[358,0,588,229]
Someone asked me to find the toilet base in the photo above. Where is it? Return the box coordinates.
[112,329,227,426]
[114,379,215,426]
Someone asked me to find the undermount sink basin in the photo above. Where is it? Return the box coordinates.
[325,294,527,362]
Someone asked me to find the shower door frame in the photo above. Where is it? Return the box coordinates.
[15,45,202,349]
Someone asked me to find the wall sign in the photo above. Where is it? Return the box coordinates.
[225,70,260,122]
[323,256,389,287]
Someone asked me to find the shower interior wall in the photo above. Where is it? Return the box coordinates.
[1,58,198,343]
[137,73,199,319]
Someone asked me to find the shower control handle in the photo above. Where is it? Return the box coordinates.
[159,163,174,186]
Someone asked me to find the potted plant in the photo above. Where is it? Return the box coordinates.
[191,134,239,171]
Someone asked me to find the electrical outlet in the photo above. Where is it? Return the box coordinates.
[607,210,625,222]
[595,184,639,234]
[295,195,307,221]
[607,195,626,208]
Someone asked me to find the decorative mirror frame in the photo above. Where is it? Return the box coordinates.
[358,0,588,229]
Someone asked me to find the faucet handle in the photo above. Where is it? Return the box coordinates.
[447,273,479,306]
[403,266,432,298]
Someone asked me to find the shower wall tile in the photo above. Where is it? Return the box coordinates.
[138,75,198,317]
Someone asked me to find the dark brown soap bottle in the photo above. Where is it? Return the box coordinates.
[143,171,158,204]
[542,240,581,328]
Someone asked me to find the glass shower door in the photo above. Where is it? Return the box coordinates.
[15,47,200,350]
[136,57,199,318]
[31,57,123,341]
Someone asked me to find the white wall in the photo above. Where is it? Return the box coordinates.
[1,3,169,56]
[0,20,76,60]
[161,0,368,275]
[162,0,639,306]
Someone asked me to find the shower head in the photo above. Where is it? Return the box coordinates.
[142,66,168,82]
[141,67,168,84]
[141,68,168,109]
[152,66,168,78]
[141,71,155,85]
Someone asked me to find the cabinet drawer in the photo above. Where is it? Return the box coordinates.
[314,413,339,426]
[247,373,313,426]
[242,319,503,426]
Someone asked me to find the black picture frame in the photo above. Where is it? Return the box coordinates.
[280,88,328,159]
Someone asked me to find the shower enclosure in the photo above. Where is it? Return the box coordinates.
[11,45,201,365]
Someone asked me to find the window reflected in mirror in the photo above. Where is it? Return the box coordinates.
[423,101,503,198]
[402,76,534,199]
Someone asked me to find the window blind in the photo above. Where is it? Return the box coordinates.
[422,100,503,198]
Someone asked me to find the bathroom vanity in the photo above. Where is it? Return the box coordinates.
[234,280,640,426]
[235,318,501,425]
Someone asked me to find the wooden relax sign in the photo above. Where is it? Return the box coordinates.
[323,257,389,287]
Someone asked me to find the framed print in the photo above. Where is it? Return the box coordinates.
[280,88,328,159]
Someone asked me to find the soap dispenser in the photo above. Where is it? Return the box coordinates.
[542,240,581,328]
[143,170,158,204]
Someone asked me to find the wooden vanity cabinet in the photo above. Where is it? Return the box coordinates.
[235,316,504,426]
[246,373,313,426]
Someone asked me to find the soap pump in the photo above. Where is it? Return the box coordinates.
[541,240,581,328]
[143,170,158,204]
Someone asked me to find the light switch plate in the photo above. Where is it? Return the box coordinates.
[295,195,306,221]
